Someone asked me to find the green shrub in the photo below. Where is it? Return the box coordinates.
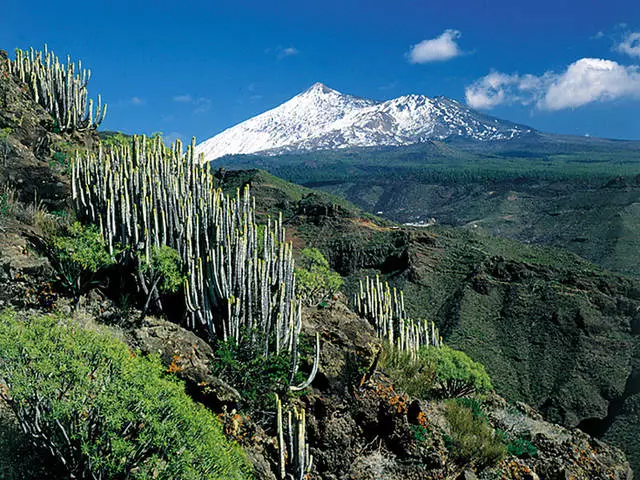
[410,424,429,444]
[495,430,538,458]
[379,345,436,399]
[419,346,492,398]
[0,310,251,480]
[295,247,343,306]
[211,332,311,420]
[46,222,115,301]
[0,184,18,218]
[139,245,184,294]
[138,245,185,316]
[381,345,492,399]
[454,397,486,420]
[507,437,538,458]
[444,400,506,468]
[100,131,133,149]
[0,127,11,167]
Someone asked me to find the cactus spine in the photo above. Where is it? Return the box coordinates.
[72,135,317,388]
[9,45,106,131]
[354,275,442,356]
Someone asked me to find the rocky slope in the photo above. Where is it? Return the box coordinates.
[196,83,532,161]
[218,169,640,478]
[0,50,635,479]
[0,50,101,210]
[0,243,633,479]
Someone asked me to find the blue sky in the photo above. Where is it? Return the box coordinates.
[2,0,639,141]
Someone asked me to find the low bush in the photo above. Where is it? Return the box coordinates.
[295,247,343,306]
[495,430,538,458]
[380,344,492,399]
[138,245,184,316]
[211,332,310,422]
[379,345,436,399]
[444,400,506,469]
[45,221,115,301]
[0,310,251,480]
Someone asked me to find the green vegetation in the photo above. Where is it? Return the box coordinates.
[45,221,116,301]
[219,137,640,188]
[0,310,251,480]
[505,436,538,458]
[0,183,17,218]
[73,136,318,390]
[48,139,78,175]
[138,245,184,317]
[211,332,311,417]
[381,345,492,399]
[420,346,493,398]
[444,399,506,468]
[0,127,11,167]
[99,130,133,148]
[410,424,430,444]
[380,345,436,399]
[295,247,343,306]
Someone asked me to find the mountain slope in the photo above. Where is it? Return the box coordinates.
[196,83,533,161]
[216,170,640,478]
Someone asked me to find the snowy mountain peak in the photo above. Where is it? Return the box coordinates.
[301,82,339,96]
[195,84,533,162]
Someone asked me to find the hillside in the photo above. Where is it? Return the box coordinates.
[218,169,640,476]
[0,47,637,480]
[214,137,640,276]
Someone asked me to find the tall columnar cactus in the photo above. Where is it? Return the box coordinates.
[275,395,313,480]
[354,275,442,355]
[8,45,106,132]
[72,136,317,389]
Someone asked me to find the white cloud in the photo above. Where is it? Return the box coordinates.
[193,97,211,114]
[464,72,521,109]
[280,47,299,57]
[113,97,145,107]
[616,31,640,58]
[267,46,300,59]
[408,29,463,63]
[172,94,211,113]
[173,94,193,103]
[465,58,640,110]
[542,58,640,109]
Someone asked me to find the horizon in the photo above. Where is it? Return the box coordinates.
[1,0,639,142]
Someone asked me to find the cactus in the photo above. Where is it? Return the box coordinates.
[9,45,106,132]
[72,135,318,389]
[354,275,442,356]
[275,394,313,480]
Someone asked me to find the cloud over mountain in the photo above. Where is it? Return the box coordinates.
[407,30,463,63]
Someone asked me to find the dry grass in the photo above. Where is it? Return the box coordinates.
[0,181,72,233]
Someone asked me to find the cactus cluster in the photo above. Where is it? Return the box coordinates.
[8,45,106,131]
[354,275,442,355]
[72,136,317,388]
[275,394,313,480]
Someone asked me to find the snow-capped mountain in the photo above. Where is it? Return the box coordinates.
[196,83,533,162]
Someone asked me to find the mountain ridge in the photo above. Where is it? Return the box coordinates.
[195,83,533,161]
